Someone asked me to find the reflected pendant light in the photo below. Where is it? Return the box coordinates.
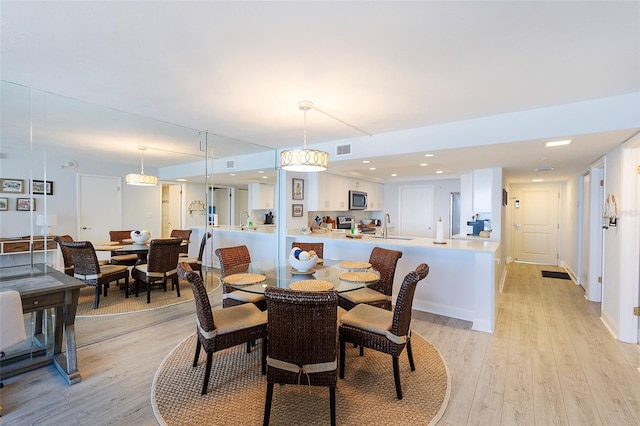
[280,101,329,172]
[126,146,158,186]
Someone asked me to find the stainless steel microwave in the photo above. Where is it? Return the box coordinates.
[349,190,368,210]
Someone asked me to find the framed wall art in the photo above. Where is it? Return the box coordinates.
[292,178,304,200]
[1,178,24,194]
[17,198,35,211]
[292,203,303,217]
[32,180,53,195]
[0,197,8,211]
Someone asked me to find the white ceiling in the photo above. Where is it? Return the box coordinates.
[1,1,639,185]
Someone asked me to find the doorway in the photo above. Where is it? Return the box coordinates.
[512,184,560,265]
[161,183,185,237]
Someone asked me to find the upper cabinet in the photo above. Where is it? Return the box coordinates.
[249,183,275,210]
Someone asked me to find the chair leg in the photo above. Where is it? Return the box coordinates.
[201,352,213,395]
[103,282,108,297]
[392,356,402,400]
[330,386,336,426]
[339,339,346,379]
[93,285,100,309]
[124,276,129,298]
[175,277,180,297]
[406,339,415,371]
[134,278,140,298]
[147,283,152,304]
[359,345,364,356]
[193,339,202,367]
[246,341,252,353]
[261,337,267,375]
[263,382,274,426]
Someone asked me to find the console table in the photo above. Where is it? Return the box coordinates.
[0,264,85,384]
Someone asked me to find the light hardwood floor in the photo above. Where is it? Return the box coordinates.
[1,263,639,425]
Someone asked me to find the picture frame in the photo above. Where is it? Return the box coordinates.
[17,198,35,211]
[31,180,53,195]
[1,178,25,194]
[0,197,8,211]
[292,203,303,217]
[292,178,304,200]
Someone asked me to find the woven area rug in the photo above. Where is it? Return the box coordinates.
[76,275,220,316]
[152,332,450,425]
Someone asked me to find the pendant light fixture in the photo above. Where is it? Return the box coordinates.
[126,146,158,186]
[280,101,329,172]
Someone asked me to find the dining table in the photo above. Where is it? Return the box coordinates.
[222,258,380,294]
[93,238,188,264]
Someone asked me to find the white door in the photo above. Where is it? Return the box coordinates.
[512,184,560,265]
[579,173,590,291]
[78,174,121,244]
[399,185,434,237]
[162,183,182,237]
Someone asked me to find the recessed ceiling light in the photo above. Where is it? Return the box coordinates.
[436,170,443,174]
[391,173,397,177]
[261,176,268,179]
[546,139,571,147]
[424,154,434,157]
[362,160,371,164]
[532,178,544,182]
[257,170,264,174]
[176,178,187,182]
[419,163,428,166]
[230,173,236,176]
[369,167,376,170]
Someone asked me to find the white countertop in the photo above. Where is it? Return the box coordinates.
[190,225,276,234]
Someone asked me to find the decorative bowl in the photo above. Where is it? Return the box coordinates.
[361,219,373,225]
[130,229,151,244]
[289,254,318,273]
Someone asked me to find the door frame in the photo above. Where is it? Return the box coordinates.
[160,181,187,235]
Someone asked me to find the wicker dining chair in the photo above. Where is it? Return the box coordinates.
[290,242,324,260]
[108,230,138,266]
[131,238,182,303]
[170,229,192,257]
[263,287,338,426]
[339,263,429,400]
[53,235,75,276]
[177,262,267,395]
[59,240,130,309]
[338,246,403,311]
[182,232,211,278]
[215,245,266,311]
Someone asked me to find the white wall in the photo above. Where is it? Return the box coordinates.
[185,182,207,228]
[561,177,581,276]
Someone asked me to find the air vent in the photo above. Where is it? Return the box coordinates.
[535,167,554,172]
[336,144,352,156]
[226,160,235,169]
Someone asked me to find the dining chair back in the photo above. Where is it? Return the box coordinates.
[53,235,75,276]
[170,229,192,256]
[131,238,182,303]
[0,290,27,389]
[290,242,324,260]
[339,263,429,399]
[215,245,266,310]
[183,232,211,278]
[263,287,338,426]
[59,240,130,309]
[338,246,403,311]
[177,262,267,395]
[108,230,138,266]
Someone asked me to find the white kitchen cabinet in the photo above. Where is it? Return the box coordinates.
[249,183,275,210]
[367,182,384,211]
[308,173,348,211]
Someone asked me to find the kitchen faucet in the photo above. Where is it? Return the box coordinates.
[383,213,391,239]
[240,210,249,229]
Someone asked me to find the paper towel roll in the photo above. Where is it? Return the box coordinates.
[436,220,444,243]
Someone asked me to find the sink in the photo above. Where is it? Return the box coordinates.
[372,235,414,240]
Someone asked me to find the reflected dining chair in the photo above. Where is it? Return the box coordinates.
[0,290,27,389]
[170,229,192,257]
[53,235,75,276]
[177,262,267,395]
[338,246,403,311]
[131,238,182,303]
[182,232,211,278]
[108,230,138,266]
[60,241,130,309]
[339,263,429,400]
[290,242,324,260]
[263,287,338,426]
[215,245,266,311]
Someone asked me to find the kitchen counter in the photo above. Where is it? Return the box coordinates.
[287,229,503,333]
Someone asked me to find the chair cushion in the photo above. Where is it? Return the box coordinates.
[183,257,201,264]
[340,303,393,337]
[111,254,138,261]
[101,264,129,276]
[339,287,387,304]
[213,303,267,335]
[223,290,265,304]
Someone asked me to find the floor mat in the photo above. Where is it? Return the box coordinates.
[541,270,571,280]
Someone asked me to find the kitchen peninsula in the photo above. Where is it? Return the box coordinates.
[287,230,503,333]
